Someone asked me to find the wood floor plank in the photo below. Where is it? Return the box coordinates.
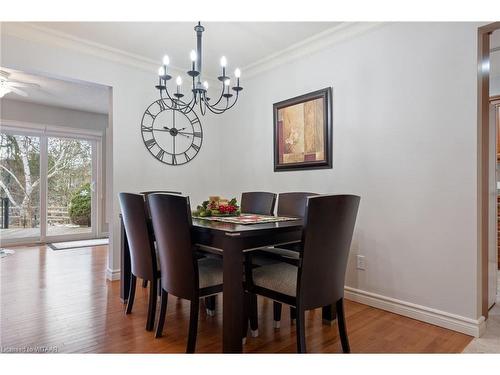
[0,245,472,353]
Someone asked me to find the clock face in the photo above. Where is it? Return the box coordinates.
[141,99,203,165]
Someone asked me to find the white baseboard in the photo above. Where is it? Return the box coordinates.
[105,268,121,281]
[344,286,485,338]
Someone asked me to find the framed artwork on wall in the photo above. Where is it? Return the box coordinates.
[273,87,332,171]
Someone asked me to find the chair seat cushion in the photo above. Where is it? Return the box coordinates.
[252,262,298,297]
[198,257,223,289]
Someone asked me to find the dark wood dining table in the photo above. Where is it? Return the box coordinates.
[119,215,335,353]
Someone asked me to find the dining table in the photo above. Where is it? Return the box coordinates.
[119,215,336,353]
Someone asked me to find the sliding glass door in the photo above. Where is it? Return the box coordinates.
[1,127,99,245]
[46,137,94,238]
[0,132,41,243]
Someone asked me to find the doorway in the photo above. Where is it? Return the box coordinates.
[0,129,101,244]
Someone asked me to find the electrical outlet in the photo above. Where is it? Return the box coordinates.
[356,255,366,270]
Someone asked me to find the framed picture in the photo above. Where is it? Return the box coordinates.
[273,87,332,171]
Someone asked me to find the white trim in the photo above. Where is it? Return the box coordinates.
[2,22,383,81]
[344,286,486,338]
[2,23,185,77]
[1,119,103,139]
[242,22,384,79]
[105,268,121,281]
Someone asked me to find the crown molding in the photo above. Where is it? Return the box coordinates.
[1,22,185,77]
[242,22,384,79]
[2,22,384,81]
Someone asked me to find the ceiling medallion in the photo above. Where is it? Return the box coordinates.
[154,22,243,117]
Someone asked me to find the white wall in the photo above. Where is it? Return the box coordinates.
[1,24,224,275]
[0,22,485,333]
[0,98,108,130]
[219,23,480,322]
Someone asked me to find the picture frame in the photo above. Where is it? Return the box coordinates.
[273,87,333,172]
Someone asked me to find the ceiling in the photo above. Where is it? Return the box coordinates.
[0,67,110,114]
[30,22,340,78]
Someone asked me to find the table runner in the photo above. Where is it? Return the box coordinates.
[195,214,297,225]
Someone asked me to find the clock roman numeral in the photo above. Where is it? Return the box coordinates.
[145,138,156,149]
[144,109,156,120]
[184,152,191,162]
[191,143,200,152]
[156,149,165,160]
[141,125,153,132]
[190,118,200,126]
[193,132,202,138]
[172,154,178,165]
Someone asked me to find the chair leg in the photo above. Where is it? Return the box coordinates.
[186,299,199,353]
[336,298,350,353]
[125,275,136,314]
[249,293,258,337]
[296,308,306,353]
[146,279,157,331]
[142,279,148,288]
[205,295,216,316]
[155,289,168,338]
[290,306,296,324]
[273,301,282,329]
[242,292,249,341]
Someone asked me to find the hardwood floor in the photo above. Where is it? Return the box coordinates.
[0,245,472,353]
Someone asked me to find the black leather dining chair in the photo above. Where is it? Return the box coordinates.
[248,192,318,329]
[240,191,277,215]
[244,194,360,353]
[148,193,223,353]
[118,193,160,331]
[139,190,181,288]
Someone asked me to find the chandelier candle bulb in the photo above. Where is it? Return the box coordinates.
[163,55,170,66]
[220,56,227,67]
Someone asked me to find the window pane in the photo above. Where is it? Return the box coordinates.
[47,137,92,237]
[0,133,41,241]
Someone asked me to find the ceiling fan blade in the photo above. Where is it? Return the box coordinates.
[9,87,28,97]
[7,81,40,89]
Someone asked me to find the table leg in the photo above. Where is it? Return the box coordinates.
[222,235,244,353]
[120,216,131,303]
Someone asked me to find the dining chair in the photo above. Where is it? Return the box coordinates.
[118,192,160,331]
[248,192,318,329]
[203,191,278,316]
[139,190,182,288]
[244,194,360,353]
[240,191,277,215]
[147,193,223,353]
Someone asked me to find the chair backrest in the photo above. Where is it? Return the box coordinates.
[298,195,360,310]
[277,192,318,218]
[147,193,198,300]
[240,191,277,216]
[118,193,158,281]
[140,190,182,218]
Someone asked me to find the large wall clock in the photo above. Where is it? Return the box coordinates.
[140,99,203,165]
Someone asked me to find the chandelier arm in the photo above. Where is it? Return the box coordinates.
[199,96,207,116]
[159,89,180,110]
[161,86,188,110]
[203,95,231,114]
[210,81,227,107]
[205,90,239,113]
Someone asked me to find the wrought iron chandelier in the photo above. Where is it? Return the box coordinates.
[155,22,243,116]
